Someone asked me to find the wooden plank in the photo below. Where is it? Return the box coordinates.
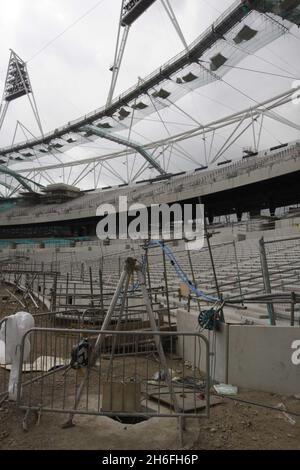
[144,384,222,412]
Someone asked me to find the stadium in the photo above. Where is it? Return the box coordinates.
[0,0,300,452]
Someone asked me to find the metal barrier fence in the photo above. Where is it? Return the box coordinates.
[0,310,84,401]
[0,314,56,400]
[259,236,300,325]
[16,328,210,423]
[1,303,175,403]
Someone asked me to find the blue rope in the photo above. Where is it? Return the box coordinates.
[148,240,219,303]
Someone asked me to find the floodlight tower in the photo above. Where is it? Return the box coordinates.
[106,0,187,107]
[0,50,43,136]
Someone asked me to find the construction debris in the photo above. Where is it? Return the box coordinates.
[214,384,238,396]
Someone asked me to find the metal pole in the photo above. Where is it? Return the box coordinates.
[160,0,188,50]
[51,273,58,313]
[106,25,130,107]
[63,261,129,428]
[65,272,69,307]
[258,237,276,326]
[233,241,244,305]
[162,245,171,328]
[145,245,153,309]
[106,0,128,107]
[137,267,179,411]
[291,291,296,327]
[187,249,201,314]
[89,267,94,308]
[42,272,45,309]
[0,101,9,133]
[99,267,104,314]
[205,225,224,321]
[106,273,131,379]
[206,234,220,297]
[137,265,183,445]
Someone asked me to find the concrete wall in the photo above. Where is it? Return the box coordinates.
[177,310,300,395]
[228,325,300,395]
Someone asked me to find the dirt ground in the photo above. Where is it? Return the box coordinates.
[0,389,299,450]
[1,282,300,450]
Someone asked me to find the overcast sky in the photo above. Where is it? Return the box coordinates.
[0,0,230,137]
[0,0,299,188]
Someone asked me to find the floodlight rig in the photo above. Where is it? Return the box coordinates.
[0,50,43,136]
[106,0,187,106]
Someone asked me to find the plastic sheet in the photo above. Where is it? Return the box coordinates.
[214,383,238,395]
[0,340,5,364]
[2,312,35,401]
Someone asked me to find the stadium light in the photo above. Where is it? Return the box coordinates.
[121,0,158,26]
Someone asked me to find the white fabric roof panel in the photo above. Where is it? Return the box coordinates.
[1,3,297,164]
